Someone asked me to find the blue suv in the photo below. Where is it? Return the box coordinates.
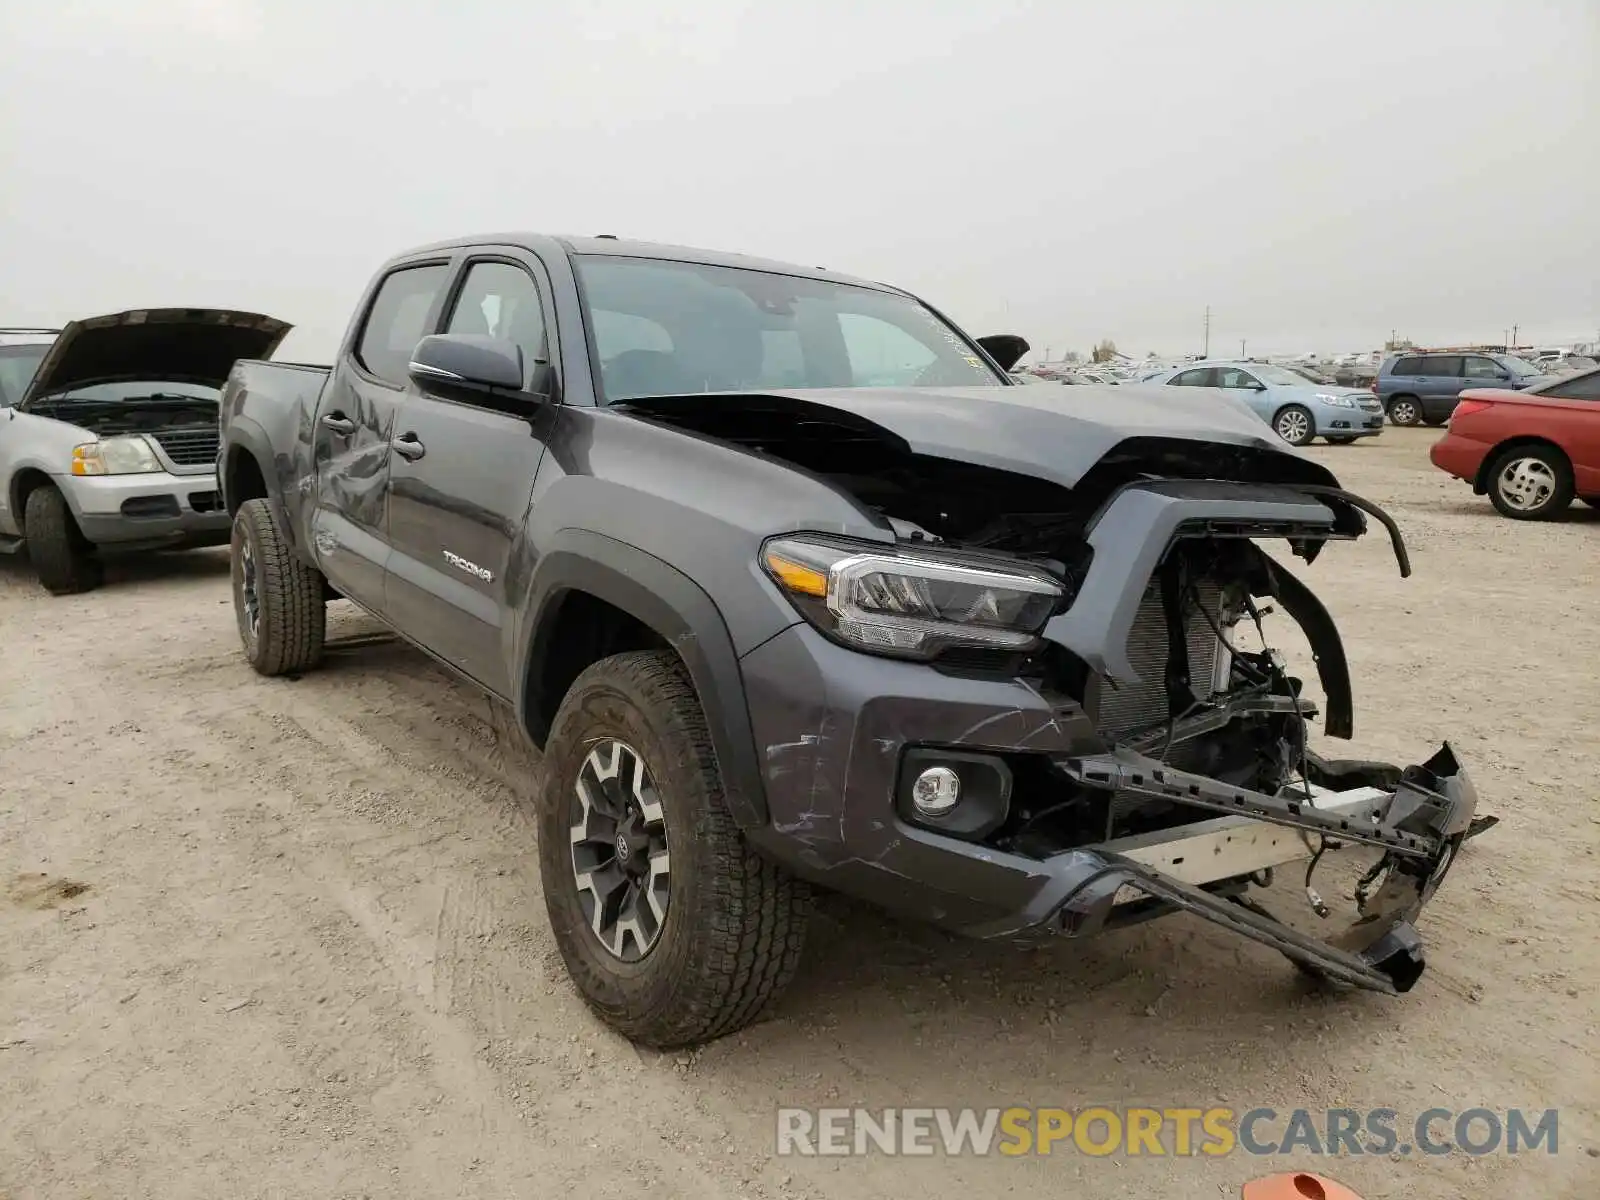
[1375,351,1554,427]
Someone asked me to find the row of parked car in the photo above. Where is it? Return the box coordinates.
[1016,348,1599,521]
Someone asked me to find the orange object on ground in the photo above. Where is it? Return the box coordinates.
[1242,1173,1366,1200]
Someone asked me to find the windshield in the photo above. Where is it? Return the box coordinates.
[573,255,1005,402]
[1499,355,1544,378]
[1254,364,1320,386]
[31,380,221,405]
[0,343,50,408]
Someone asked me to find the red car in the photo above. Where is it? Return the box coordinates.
[1429,366,1600,519]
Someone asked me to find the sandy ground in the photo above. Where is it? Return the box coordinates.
[2,428,1597,1200]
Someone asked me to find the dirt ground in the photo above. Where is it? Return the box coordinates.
[2,428,1596,1200]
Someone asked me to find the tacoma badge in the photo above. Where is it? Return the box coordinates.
[443,550,493,582]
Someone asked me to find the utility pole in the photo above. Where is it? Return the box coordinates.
[1511,324,1518,349]
[1203,306,1211,358]
[1240,338,1246,358]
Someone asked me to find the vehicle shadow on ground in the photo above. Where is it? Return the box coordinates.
[0,545,232,593]
[1439,501,1600,524]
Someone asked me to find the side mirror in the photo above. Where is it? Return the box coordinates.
[976,334,1030,372]
[408,334,545,399]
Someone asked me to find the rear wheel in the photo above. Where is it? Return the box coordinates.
[537,649,810,1049]
[231,498,326,674]
[1486,445,1574,520]
[24,485,103,596]
[1386,396,1422,426]
[1272,404,1315,447]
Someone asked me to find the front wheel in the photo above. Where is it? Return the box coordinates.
[1273,404,1315,447]
[231,498,326,675]
[1387,396,1422,426]
[24,485,103,596]
[537,649,810,1049]
[1487,446,1574,520]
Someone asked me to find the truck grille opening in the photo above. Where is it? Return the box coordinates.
[1092,578,1227,739]
[152,428,220,467]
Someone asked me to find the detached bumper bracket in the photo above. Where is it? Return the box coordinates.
[1050,853,1426,993]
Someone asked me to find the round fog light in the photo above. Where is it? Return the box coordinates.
[911,766,961,817]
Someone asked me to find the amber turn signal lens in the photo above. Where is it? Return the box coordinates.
[763,551,828,598]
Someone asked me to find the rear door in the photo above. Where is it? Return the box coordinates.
[1415,355,1464,412]
[309,259,454,611]
[383,252,559,696]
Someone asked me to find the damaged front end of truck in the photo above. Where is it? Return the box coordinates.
[626,388,1493,995]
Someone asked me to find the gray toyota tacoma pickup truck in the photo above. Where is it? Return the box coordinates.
[218,233,1490,1049]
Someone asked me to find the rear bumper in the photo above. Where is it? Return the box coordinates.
[1429,433,1490,486]
[58,471,231,549]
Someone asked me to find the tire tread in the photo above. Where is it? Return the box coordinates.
[541,649,809,1049]
[233,498,325,674]
[24,486,102,595]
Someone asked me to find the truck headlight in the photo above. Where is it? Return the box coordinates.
[1316,393,1357,409]
[761,536,1065,660]
[71,437,163,476]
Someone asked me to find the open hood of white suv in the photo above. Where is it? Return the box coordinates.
[18,308,291,408]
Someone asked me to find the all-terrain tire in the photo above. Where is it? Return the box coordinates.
[537,649,810,1049]
[24,485,103,595]
[231,498,326,675]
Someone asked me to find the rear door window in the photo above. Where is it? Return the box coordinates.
[1170,367,1214,387]
[355,263,452,386]
[0,344,50,407]
[1418,355,1463,376]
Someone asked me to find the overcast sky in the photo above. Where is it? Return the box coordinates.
[2,0,1596,362]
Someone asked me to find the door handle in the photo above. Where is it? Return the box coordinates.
[321,413,356,436]
[392,433,426,461]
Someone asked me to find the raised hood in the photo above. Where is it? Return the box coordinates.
[619,381,1312,492]
[19,308,291,408]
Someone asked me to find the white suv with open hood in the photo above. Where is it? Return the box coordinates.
[0,308,290,594]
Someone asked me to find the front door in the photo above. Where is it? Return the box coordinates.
[310,260,453,612]
[383,255,558,696]
[1212,364,1274,424]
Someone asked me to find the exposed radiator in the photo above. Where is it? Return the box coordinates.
[1093,578,1227,738]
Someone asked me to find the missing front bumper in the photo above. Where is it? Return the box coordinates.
[1044,742,1482,994]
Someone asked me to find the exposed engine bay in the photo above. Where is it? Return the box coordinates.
[25,394,218,438]
[626,390,1495,982]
